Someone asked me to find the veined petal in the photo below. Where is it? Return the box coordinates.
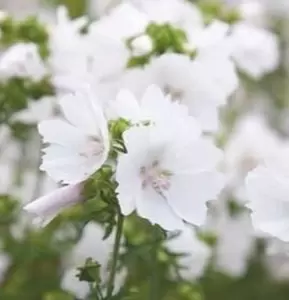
[38,119,86,149]
[59,87,107,137]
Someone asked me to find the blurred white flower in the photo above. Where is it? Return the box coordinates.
[39,87,109,185]
[229,22,279,78]
[245,149,289,241]
[116,116,224,230]
[205,199,254,277]
[224,115,284,201]
[186,20,231,55]
[166,226,210,280]
[121,52,238,132]
[24,183,83,226]
[48,6,89,88]
[0,43,47,81]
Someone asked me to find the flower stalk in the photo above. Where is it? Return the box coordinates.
[106,206,124,299]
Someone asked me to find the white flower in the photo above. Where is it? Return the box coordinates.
[186,20,231,55]
[49,7,89,89]
[24,183,83,226]
[53,30,129,102]
[245,155,289,242]
[116,119,224,230]
[39,87,109,184]
[120,52,238,132]
[206,198,254,276]
[224,114,284,201]
[229,22,279,79]
[0,43,47,81]
[166,226,210,280]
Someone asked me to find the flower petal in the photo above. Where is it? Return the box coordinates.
[168,172,224,226]
[24,184,83,226]
[59,87,107,137]
[136,186,184,231]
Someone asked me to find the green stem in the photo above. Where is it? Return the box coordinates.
[106,208,124,299]
[150,239,160,300]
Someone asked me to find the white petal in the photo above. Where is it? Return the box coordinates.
[245,166,289,241]
[38,119,85,149]
[168,172,224,226]
[116,154,141,215]
[41,152,100,185]
[59,87,107,137]
[136,186,184,231]
[167,226,210,279]
[24,184,83,226]
[163,139,223,174]
[112,89,140,121]
[122,126,151,154]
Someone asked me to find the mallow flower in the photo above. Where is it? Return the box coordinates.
[120,52,238,132]
[229,22,279,79]
[38,87,109,185]
[166,226,210,280]
[115,113,224,231]
[0,42,47,81]
[245,151,289,242]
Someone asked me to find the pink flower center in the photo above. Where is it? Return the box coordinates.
[140,160,172,198]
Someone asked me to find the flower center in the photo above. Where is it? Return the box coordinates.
[140,160,172,198]
[79,136,104,159]
[163,85,183,102]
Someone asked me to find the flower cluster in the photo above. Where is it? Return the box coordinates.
[2,0,289,299]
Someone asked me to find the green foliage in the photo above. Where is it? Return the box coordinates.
[0,195,75,300]
[0,16,49,59]
[0,77,54,124]
[127,23,195,68]
[0,15,54,132]
[197,0,241,25]
[45,0,87,18]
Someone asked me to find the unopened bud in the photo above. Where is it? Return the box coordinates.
[131,34,153,56]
